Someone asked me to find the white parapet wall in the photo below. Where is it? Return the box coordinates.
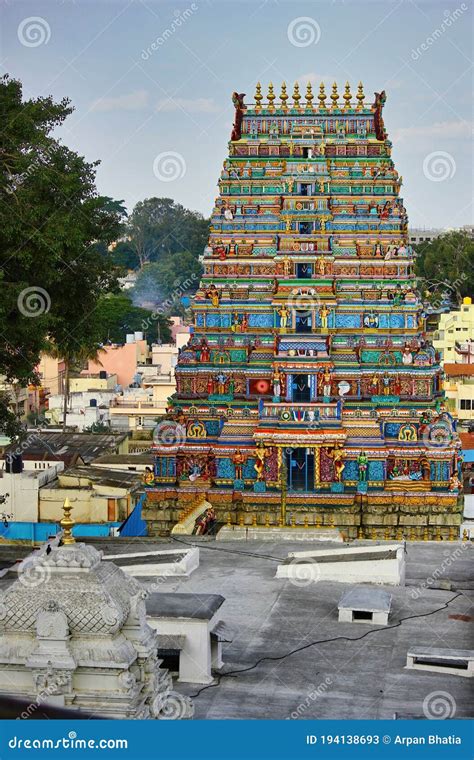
[104,547,199,577]
[276,543,406,586]
[217,526,343,542]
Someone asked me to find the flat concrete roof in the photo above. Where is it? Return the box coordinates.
[146,592,225,621]
[1,538,472,719]
[338,587,392,612]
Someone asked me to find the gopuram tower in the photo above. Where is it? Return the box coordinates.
[145,82,463,539]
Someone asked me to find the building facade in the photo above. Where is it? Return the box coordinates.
[145,83,462,538]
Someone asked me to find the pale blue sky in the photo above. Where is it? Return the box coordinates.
[1,0,472,228]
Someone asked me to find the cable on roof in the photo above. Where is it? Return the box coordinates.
[189,592,463,699]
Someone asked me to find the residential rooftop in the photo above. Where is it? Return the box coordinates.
[95,537,473,720]
[0,537,471,720]
[1,431,128,466]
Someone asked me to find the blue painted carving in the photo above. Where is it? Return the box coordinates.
[243,458,256,478]
[368,461,384,480]
[249,313,274,328]
[335,314,360,328]
[206,314,221,327]
[205,420,220,436]
[343,460,359,480]
[217,457,234,478]
[390,314,405,328]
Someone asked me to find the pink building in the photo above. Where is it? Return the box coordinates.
[86,336,147,389]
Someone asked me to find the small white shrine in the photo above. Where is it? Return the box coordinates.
[0,500,193,719]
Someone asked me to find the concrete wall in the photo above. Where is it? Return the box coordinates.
[1,465,61,522]
[87,340,147,387]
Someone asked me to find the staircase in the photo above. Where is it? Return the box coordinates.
[171,497,211,535]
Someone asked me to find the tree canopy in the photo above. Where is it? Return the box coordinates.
[415,231,474,306]
[0,74,125,436]
[126,197,209,270]
[94,293,171,344]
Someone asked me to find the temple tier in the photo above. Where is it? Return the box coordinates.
[145,82,462,539]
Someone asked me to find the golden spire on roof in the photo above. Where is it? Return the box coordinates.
[292,82,301,109]
[318,82,327,109]
[330,82,339,109]
[60,497,75,545]
[305,82,314,110]
[356,81,365,110]
[254,82,263,111]
[267,82,275,111]
[343,81,352,110]
[280,82,289,111]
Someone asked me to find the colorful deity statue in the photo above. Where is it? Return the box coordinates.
[232,448,247,480]
[319,304,329,329]
[357,451,368,482]
[278,304,290,329]
[206,284,220,307]
[254,442,269,481]
[330,444,345,482]
[272,366,283,398]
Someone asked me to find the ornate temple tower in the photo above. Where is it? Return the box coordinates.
[146,82,462,539]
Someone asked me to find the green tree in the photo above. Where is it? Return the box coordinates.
[415,231,474,305]
[94,293,171,344]
[127,197,209,270]
[0,74,124,437]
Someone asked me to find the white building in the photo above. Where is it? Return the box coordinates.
[0,461,63,522]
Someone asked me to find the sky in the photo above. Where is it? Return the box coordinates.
[1,0,472,229]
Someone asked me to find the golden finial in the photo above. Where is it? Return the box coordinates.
[267,82,275,111]
[60,497,75,545]
[280,82,288,110]
[343,81,352,110]
[330,82,339,109]
[292,82,301,109]
[356,81,365,110]
[318,82,327,109]
[305,82,314,110]
[254,82,263,110]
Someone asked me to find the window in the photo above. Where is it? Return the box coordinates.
[460,400,472,410]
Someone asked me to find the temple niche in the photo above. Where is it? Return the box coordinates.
[147,81,462,539]
[0,506,193,719]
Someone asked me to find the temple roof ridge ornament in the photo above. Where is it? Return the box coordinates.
[239,81,374,113]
